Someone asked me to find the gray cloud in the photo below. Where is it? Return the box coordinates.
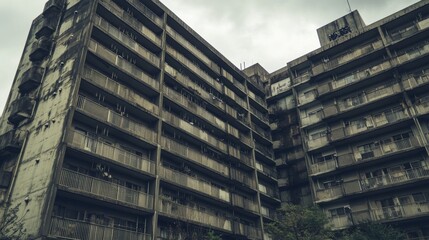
[0,0,421,114]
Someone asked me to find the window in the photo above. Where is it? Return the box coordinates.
[329,206,350,217]
[317,176,342,190]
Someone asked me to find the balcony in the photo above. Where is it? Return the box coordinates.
[233,222,262,240]
[249,91,267,108]
[251,123,271,140]
[43,0,65,15]
[99,0,161,46]
[0,130,22,157]
[258,183,279,199]
[162,111,227,152]
[125,0,163,27]
[394,41,429,66]
[231,194,258,213]
[307,135,329,151]
[230,169,255,189]
[35,17,57,39]
[166,46,223,93]
[250,106,269,124]
[336,82,401,113]
[93,15,160,68]
[319,60,392,96]
[292,71,311,85]
[87,40,159,90]
[29,37,52,61]
[387,17,429,43]
[415,97,429,116]
[160,136,229,177]
[312,40,383,76]
[330,107,409,142]
[315,185,343,202]
[402,72,429,90]
[159,166,230,202]
[254,142,273,159]
[83,67,158,115]
[76,96,157,144]
[163,86,226,130]
[255,162,277,179]
[8,96,35,125]
[310,159,338,176]
[224,86,247,109]
[301,110,324,127]
[49,217,151,240]
[247,76,265,93]
[369,202,429,222]
[346,166,429,194]
[58,169,153,209]
[329,215,353,230]
[67,130,155,174]
[18,66,44,93]
[159,197,232,231]
[166,26,220,75]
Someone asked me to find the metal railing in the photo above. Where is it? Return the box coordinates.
[83,66,159,115]
[249,106,269,123]
[76,95,157,143]
[162,111,227,151]
[159,197,232,231]
[231,194,258,213]
[159,166,230,202]
[251,123,271,140]
[125,0,163,26]
[99,0,161,45]
[93,15,160,67]
[68,130,154,174]
[59,169,153,209]
[160,136,229,176]
[50,217,151,240]
[163,86,226,130]
[87,39,159,90]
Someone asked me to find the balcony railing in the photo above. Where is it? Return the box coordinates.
[254,142,273,158]
[159,166,230,202]
[166,26,220,75]
[250,106,269,123]
[68,130,154,174]
[166,45,223,92]
[402,72,429,90]
[307,135,329,150]
[331,60,391,91]
[231,169,255,188]
[312,40,383,76]
[163,86,226,130]
[159,197,232,231]
[395,41,429,66]
[162,111,227,151]
[231,194,258,213]
[233,222,262,240]
[59,169,153,209]
[87,39,159,90]
[76,96,157,143]
[329,215,353,230]
[49,217,151,240]
[315,185,343,202]
[251,123,271,140]
[0,130,22,155]
[93,15,160,67]
[415,99,429,115]
[255,162,277,179]
[388,17,429,43]
[83,67,159,115]
[258,183,279,199]
[367,202,429,222]
[8,96,35,125]
[99,0,161,46]
[248,91,267,108]
[301,110,324,127]
[355,137,419,161]
[330,107,409,142]
[356,166,429,192]
[160,136,229,176]
[292,71,311,85]
[125,0,163,26]
[310,159,337,175]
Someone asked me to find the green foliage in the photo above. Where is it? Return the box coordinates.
[205,230,222,240]
[0,203,26,240]
[265,203,333,240]
[338,222,405,240]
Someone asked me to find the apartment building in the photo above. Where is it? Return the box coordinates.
[0,0,279,239]
[268,1,429,239]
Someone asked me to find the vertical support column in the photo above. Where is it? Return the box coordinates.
[151,11,168,240]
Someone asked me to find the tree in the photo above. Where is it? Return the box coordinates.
[205,230,222,240]
[338,222,405,240]
[265,203,333,240]
[0,203,26,240]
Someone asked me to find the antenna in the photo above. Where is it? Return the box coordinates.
[346,0,352,12]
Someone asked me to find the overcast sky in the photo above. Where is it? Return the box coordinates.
[0,0,421,114]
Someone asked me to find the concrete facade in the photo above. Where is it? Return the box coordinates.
[0,0,278,239]
[269,1,429,239]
